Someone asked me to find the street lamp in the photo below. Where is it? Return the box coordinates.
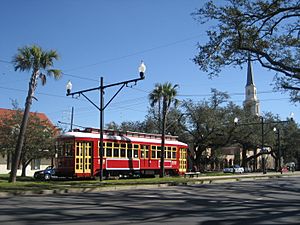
[234,116,265,172]
[273,127,282,174]
[66,61,146,181]
[260,116,267,174]
[233,115,294,174]
[66,80,72,95]
[139,61,146,79]
[234,117,239,125]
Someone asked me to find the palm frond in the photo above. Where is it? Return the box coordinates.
[39,73,47,86]
[47,69,62,80]
[12,46,33,72]
[12,45,60,78]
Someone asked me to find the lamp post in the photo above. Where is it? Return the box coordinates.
[233,114,294,174]
[66,61,146,181]
[273,127,282,174]
[234,117,265,172]
[260,116,267,174]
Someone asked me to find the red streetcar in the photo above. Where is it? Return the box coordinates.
[55,128,188,178]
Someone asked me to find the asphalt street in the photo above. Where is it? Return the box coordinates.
[0,176,300,225]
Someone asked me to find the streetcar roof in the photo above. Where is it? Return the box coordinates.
[58,131,188,147]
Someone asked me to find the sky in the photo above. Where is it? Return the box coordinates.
[0,0,298,131]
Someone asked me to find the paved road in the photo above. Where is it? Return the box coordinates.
[0,176,300,225]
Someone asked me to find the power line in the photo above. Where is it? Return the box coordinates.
[1,84,289,106]
[62,72,99,82]
[0,86,84,100]
[63,34,203,72]
[130,86,280,97]
[0,59,11,64]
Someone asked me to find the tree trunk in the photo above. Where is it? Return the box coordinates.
[158,99,161,132]
[160,103,167,178]
[21,159,32,177]
[21,161,26,177]
[241,146,247,167]
[9,71,38,183]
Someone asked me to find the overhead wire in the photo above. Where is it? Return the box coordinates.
[63,34,203,72]
[0,84,290,107]
[0,31,296,117]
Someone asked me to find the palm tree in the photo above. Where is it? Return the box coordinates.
[9,45,61,183]
[149,84,163,131]
[149,82,179,177]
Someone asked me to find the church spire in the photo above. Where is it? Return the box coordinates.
[246,54,254,86]
[244,54,260,116]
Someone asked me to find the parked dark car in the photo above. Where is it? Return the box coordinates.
[34,166,55,181]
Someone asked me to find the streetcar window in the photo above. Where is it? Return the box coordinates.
[121,149,126,157]
[120,143,126,157]
[172,151,177,159]
[157,150,161,159]
[106,148,112,157]
[87,145,91,157]
[127,149,132,158]
[113,148,119,157]
[134,150,138,158]
[65,143,73,156]
[151,150,156,159]
[140,145,149,159]
[145,150,149,158]
[75,146,79,156]
[121,143,126,148]
[107,142,112,147]
[167,150,171,159]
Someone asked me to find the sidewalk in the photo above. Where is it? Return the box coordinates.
[0,171,299,197]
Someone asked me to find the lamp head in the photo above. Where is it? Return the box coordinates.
[66,80,72,95]
[289,112,294,121]
[234,117,239,125]
[139,61,146,79]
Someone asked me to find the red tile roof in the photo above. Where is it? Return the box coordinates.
[0,108,56,129]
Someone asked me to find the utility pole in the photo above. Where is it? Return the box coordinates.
[66,62,146,181]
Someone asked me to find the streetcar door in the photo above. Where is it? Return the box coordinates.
[75,141,92,174]
[140,145,150,168]
[179,148,187,173]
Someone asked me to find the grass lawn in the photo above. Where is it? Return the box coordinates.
[0,171,228,194]
[0,174,189,193]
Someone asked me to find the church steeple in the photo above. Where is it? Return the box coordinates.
[244,55,260,116]
[246,54,254,86]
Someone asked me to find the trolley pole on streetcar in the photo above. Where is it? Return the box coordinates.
[66,62,146,181]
